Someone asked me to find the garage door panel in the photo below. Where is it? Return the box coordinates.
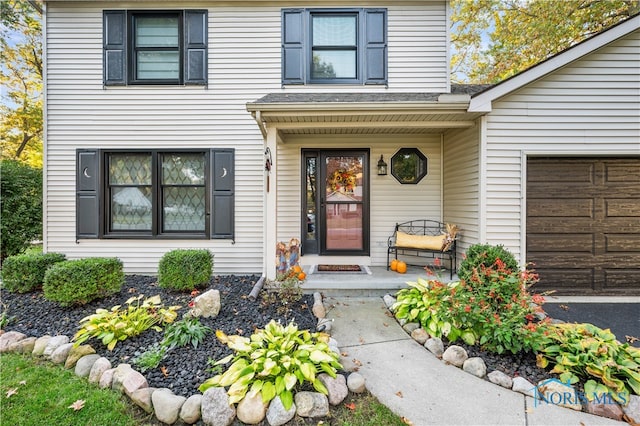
[527,157,640,295]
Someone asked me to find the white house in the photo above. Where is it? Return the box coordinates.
[42,0,639,294]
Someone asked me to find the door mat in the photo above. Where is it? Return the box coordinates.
[313,264,369,274]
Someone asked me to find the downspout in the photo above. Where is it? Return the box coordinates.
[42,1,48,254]
[478,116,488,243]
[440,134,444,221]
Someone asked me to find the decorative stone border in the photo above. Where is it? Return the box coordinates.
[382,294,640,424]
[0,292,366,426]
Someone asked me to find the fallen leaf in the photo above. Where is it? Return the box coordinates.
[68,399,85,411]
[359,337,365,344]
[19,380,26,386]
[396,391,403,398]
[625,335,639,344]
[6,388,18,398]
[344,402,356,411]
[352,358,362,366]
[341,352,349,357]
[383,322,389,327]
[559,304,569,311]
[401,416,413,425]
[161,366,169,377]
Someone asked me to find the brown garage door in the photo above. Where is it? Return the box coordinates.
[527,157,640,295]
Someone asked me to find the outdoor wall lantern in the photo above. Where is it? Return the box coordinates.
[377,155,388,176]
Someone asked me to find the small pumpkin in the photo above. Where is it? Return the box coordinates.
[292,265,302,274]
[297,272,306,281]
[396,260,407,274]
[390,259,398,271]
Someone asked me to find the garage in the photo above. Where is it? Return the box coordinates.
[526,157,640,295]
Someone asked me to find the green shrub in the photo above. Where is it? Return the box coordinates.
[158,249,212,291]
[73,294,180,351]
[1,252,66,293]
[458,243,519,281]
[0,160,42,262]
[43,257,124,306]
[162,316,211,350]
[200,320,342,409]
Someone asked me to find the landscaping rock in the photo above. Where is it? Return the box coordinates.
[622,394,640,425]
[312,292,326,318]
[511,376,537,398]
[43,335,69,357]
[11,336,36,354]
[236,391,267,424]
[99,367,115,389]
[317,318,333,333]
[347,372,366,393]
[410,328,429,345]
[111,363,135,393]
[201,387,236,426]
[294,392,329,417]
[64,345,96,369]
[88,357,112,384]
[383,294,396,310]
[152,388,186,425]
[130,387,156,414]
[180,394,203,424]
[74,354,101,378]
[0,331,26,353]
[442,345,468,367]
[32,335,51,356]
[424,337,444,358]
[50,342,74,364]
[192,289,221,318]
[537,379,582,411]
[402,322,420,334]
[462,357,487,378]
[319,373,348,405]
[487,370,513,389]
[585,400,624,421]
[266,395,296,426]
[122,368,149,397]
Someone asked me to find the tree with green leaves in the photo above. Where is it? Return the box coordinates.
[451,0,639,83]
[1,0,43,167]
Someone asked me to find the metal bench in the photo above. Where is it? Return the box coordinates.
[387,219,457,279]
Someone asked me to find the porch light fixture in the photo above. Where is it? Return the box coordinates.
[377,155,388,175]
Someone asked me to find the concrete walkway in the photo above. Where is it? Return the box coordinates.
[325,296,626,426]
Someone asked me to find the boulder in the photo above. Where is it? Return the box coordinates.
[43,335,69,357]
[410,328,429,345]
[236,391,267,424]
[622,394,640,425]
[266,395,296,426]
[192,289,221,318]
[50,342,74,364]
[74,354,101,378]
[201,387,236,426]
[129,387,156,414]
[424,337,444,358]
[0,331,26,353]
[294,392,329,418]
[462,357,486,378]
[402,322,420,334]
[347,372,366,393]
[179,394,203,424]
[487,370,512,389]
[152,389,186,425]
[442,345,468,367]
[88,357,112,384]
[511,376,537,398]
[537,379,582,411]
[64,345,96,369]
[383,294,396,310]
[585,400,624,421]
[32,335,51,356]
[12,337,37,354]
[319,373,348,406]
[99,368,115,389]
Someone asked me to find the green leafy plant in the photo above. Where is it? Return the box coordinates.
[534,322,640,403]
[132,343,167,372]
[199,320,342,410]
[43,257,124,306]
[157,249,213,291]
[261,275,303,317]
[1,252,66,293]
[394,245,546,354]
[73,295,180,350]
[458,243,519,282]
[161,316,212,350]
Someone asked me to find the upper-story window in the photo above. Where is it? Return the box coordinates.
[103,10,208,86]
[282,8,387,85]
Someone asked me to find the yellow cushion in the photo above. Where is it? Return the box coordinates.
[395,231,447,250]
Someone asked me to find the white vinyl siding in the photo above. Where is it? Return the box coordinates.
[482,30,640,264]
[276,135,443,266]
[443,123,480,259]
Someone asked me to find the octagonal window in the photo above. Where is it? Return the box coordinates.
[391,148,428,184]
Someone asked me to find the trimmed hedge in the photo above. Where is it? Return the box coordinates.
[458,243,519,281]
[1,252,66,293]
[43,258,124,306]
[158,249,212,291]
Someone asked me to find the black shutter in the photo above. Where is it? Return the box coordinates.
[211,149,234,239]
[103,10,126,86]
[282,9,305,84]
[184,10,208,85]
[364,9,387,84]
[76,150,100,239]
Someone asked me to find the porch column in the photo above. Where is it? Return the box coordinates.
[264,125,278,281]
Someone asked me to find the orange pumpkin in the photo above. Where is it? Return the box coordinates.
[390,259,398,271]
[297,272,306,281]
[292,265,302,274]
[396,261,407,274]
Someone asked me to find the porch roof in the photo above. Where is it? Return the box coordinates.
[246,85,491,139]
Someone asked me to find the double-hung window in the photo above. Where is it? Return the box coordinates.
[282,8,387,85]
[103,10,207,86]
[76,149,234,240]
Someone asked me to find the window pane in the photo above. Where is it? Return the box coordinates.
[137,52,179,79]
[312,51,356,79]
[162,153,205,185]
[109,154,152,185]
[111,186,152,230]
[163,187,206,231]
[135,17,179,47]
[313,16,356,46]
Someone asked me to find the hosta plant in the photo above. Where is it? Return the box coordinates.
[199,320,342,410]
[161,316,212,350]
[73,295,180,350]
[534,322,640,402]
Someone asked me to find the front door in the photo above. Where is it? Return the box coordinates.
[302,150,369,255]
